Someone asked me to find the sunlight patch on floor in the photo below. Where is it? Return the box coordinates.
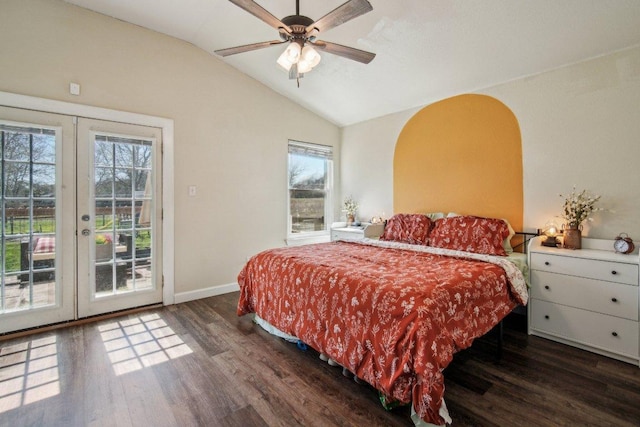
[0,335,60,413]
[99,313,193,376]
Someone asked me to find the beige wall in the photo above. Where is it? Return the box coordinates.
[0,0,340,295]
[340,108,418,222]
[342,46,640,241]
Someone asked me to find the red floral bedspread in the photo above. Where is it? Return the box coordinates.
[237,240,526,425]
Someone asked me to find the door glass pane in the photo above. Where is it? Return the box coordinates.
[93,135,154,297]
[132,229,152,290]
[33,164,56,197]
[3,162,30,197]
[95,167,114,198]
[114,168,133,198]
[115,143,133,167]
[1,125,57,313]
[32,133,56,163]
[3,131,30,161]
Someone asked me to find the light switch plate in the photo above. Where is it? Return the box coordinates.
[69,82,80,96]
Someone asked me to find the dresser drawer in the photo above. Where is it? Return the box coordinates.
[530,253,638,286]
[531,299,639,359]
[531,270,638,321]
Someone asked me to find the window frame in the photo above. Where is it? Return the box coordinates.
[287,140,333,239]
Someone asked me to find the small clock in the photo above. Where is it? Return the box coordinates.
[614,233,635,254]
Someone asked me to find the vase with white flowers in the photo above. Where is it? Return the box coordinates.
[343,196,359,226]
[559,186,602,249]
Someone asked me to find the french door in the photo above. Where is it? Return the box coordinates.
[0,107,75,333]
[76,118,162,318]
[0,107,163,333]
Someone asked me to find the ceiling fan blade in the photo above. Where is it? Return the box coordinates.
[214,40,286,57]
[306,0,373,37]
[229,0,292,33]
[311,41,375,64]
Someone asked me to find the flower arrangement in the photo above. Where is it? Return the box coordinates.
[559,186,602,227]
[342,196,358,216]
[95,233,113,245]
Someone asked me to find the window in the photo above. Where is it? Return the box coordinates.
[288,140,333,236]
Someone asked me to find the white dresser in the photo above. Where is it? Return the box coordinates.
[330,222,384,242]
[528,236,639,366]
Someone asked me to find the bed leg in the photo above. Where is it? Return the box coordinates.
[496,320,504,362]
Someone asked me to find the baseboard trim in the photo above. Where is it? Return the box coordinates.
[174,282,240,304]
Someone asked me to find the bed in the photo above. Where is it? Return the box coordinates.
[237,214,529,426]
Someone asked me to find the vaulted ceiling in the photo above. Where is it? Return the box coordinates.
[64,0,640,126]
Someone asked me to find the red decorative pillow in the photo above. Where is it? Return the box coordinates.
[34,236,56,253]
[429,216,509,256]
[380,214,432,245]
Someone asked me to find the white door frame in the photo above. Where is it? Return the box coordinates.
[0,91,175,305]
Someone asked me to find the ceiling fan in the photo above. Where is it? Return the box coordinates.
[214,0,376,82]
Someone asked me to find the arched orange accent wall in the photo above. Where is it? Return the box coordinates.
[394,94,523,231]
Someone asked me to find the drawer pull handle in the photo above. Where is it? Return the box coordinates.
[612,332,618,337]
[544,261,550,266]
[611,297,618,303]
[544,315,549,320]
[611,270,617,275]
[544,285,550,290]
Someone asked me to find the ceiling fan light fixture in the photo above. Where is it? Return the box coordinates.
[297,59,312,74]
[276,42,301,71]
[219,0,375,83]
[298,45,321,73]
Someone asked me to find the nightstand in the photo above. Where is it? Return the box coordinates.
[330,222,384,242]
[528,236,639,366]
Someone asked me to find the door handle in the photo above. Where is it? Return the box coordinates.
[81,229,91,236]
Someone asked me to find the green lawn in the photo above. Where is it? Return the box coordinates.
[4,217,55,235]
[2,242,20,272]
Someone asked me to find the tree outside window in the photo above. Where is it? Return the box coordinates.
[288,141,332,235]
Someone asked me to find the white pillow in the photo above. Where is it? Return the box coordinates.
[502,219,516,253]
[425,212,445,221]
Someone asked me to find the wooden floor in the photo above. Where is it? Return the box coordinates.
[1,292,639,427]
